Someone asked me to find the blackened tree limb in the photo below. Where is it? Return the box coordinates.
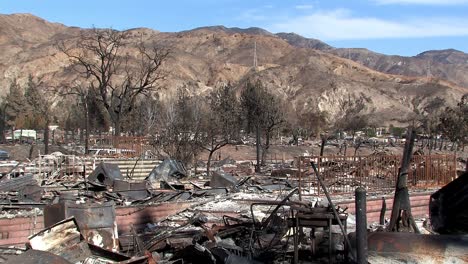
[387,127,420,233]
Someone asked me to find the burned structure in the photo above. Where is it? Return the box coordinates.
[0,144,464,264]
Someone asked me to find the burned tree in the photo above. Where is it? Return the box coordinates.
[259,90,284,165]
[439,94,468,151]
[24,76,55,154]
[54,81,93,153]
[58,28,169,135]
[240,80,284,172]
[2,79,27,143]
[156,89,205,167]
[387,128,420,233]
[335,95,371,139]
[121,95,161,136]
[200,84,241,176]
[334,95,373,157]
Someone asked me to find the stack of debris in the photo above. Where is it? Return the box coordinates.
[0,151,466,263]
[4,186,350,264]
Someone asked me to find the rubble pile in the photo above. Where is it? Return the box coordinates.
[0,152,465,263]
[0,157,353,264]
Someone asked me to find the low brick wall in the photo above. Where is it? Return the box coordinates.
[115,201,194,234]
[0,216,44,246]
[336,192,431,223]
[0,193,431,247]
[0,201,194,247]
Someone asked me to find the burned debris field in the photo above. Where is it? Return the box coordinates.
[0,131,466,263]
[0,5,468,264]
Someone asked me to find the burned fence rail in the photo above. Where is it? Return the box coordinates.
[296,154,457,195]
[89,135,157,158]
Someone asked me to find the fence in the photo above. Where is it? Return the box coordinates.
[89,135,157,158]
[28,155,161,183]
[296,154,457,195]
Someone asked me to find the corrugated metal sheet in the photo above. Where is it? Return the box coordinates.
[0,175,38,192]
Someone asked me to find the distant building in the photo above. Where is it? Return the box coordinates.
[12,129,37,140]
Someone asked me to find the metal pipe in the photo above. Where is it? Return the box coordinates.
[355,187,368,264]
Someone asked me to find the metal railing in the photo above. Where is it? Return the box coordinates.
[89,135,157,158]
[296,154,457,195]
[26,155,161,183]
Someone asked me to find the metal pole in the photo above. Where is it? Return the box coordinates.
[355,187,368,264]
[298,157,302,201]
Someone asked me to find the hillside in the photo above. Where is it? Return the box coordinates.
[277,32,468,89]
[0,13,467,126]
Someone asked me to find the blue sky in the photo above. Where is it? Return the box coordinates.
[2,0,468,56]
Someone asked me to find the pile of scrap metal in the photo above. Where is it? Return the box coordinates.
[0,174,45,207]
[1,184,352,264]
[84,161,237,205]
[0,157,358,263]
[5,217,153,264]
[87,159,296,206]
[0,157,294,217]
[116,188,350,264]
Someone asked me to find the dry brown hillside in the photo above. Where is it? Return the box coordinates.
[1,13,467,126]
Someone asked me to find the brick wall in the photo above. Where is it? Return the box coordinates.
[336,193,431,223]
[0,193,431,247]
[0,216,44,246]
[0,201,194,247]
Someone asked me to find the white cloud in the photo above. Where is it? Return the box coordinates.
[237,9,268,21]
[373,0,468,5]
[295,4,314,9]
[270,9,468,40]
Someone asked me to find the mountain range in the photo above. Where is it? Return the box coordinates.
[1,13,467,126]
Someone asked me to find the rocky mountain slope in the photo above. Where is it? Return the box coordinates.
[277,33,468,89]
[1,13,467,126]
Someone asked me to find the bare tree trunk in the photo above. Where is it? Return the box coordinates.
[261,132,270,166]
[29,144,35,160]
[387,128,420,233]
[354,144,361,160]
[320,136,326,157]
[79,128,84,144]
[114,115,121,136]
[206,150,214,177]
[255,124,261,173]
[84,101,90,154]
[0,105,6,144]
[44,119,50,155]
